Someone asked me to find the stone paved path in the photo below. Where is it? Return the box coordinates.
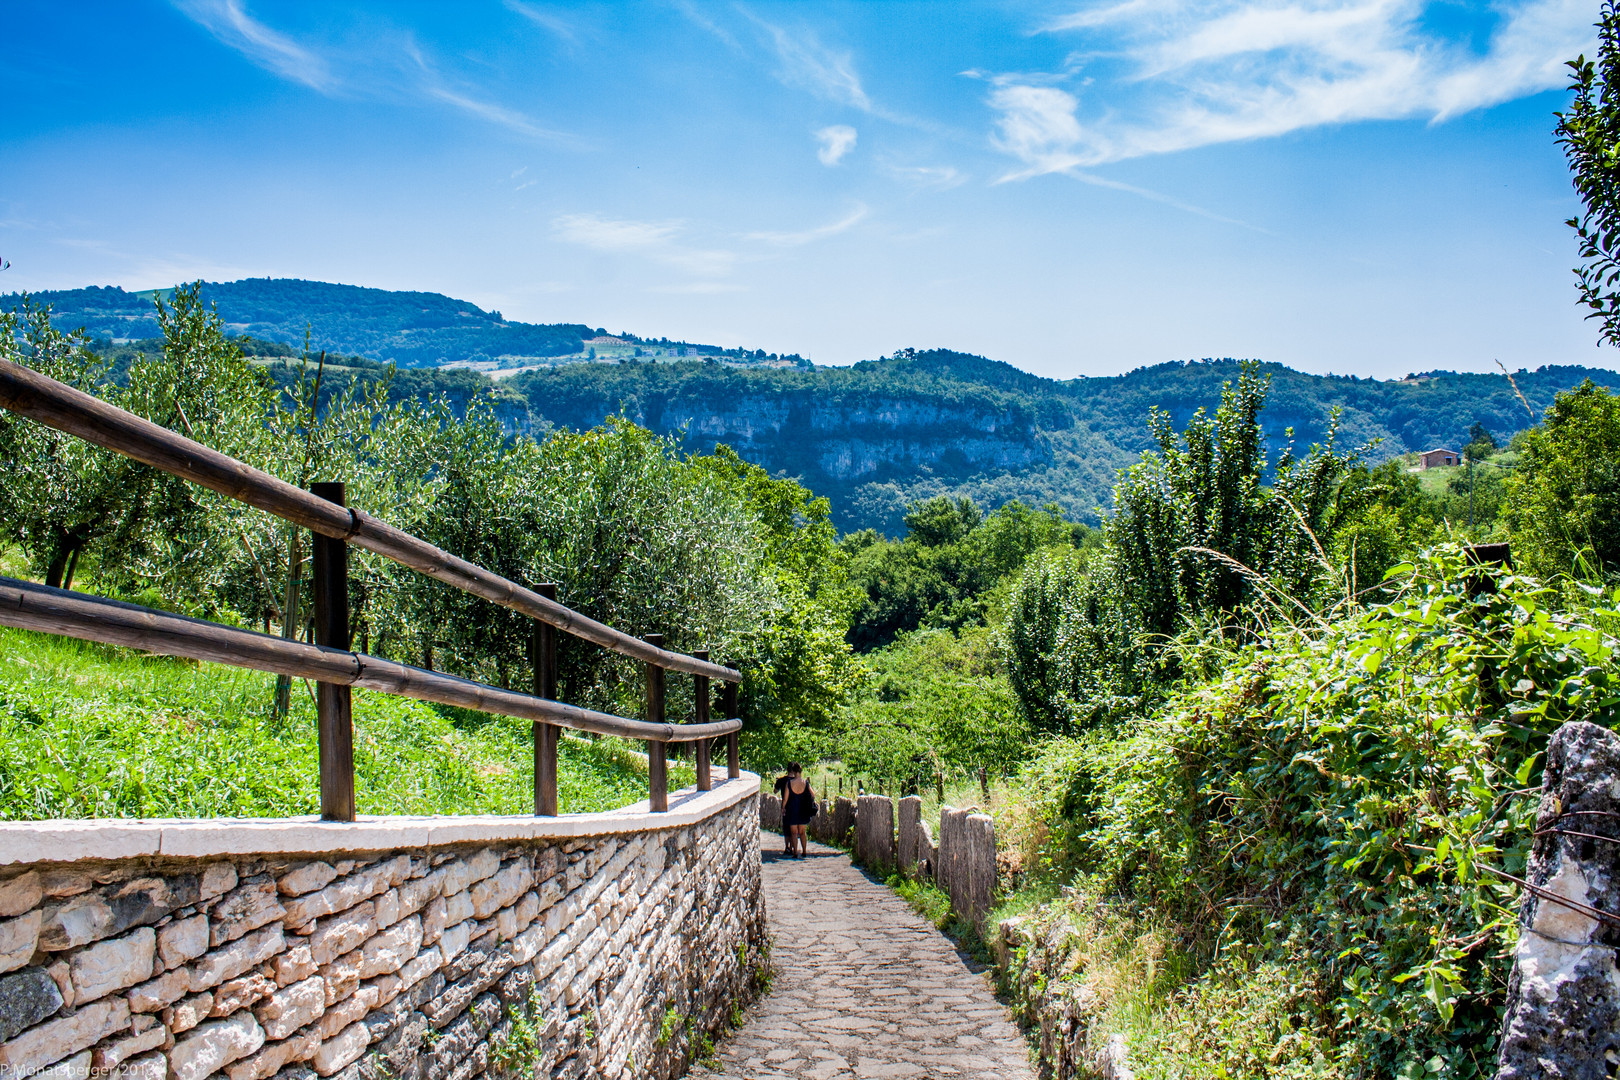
[690,832,1035,1080]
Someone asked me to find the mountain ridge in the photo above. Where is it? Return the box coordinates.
[8,278,1618,533]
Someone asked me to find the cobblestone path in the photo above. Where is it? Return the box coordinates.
[690,832,1035,1080]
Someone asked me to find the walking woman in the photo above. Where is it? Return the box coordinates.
[779,762,817,858]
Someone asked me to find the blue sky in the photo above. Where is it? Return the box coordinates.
[0,0,1609,378]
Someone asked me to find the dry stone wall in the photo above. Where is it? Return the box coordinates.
[0,785,765,1080]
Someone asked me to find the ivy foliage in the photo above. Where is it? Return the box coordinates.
[1019,550,1620,1077]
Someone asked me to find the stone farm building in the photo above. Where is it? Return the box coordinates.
[1420,448,1460,468]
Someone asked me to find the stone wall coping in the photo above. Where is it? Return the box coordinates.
[0,772,760,866]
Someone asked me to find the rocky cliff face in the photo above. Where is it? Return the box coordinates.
[658,396,1047,483]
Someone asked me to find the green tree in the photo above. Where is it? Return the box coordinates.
[1504,380,1620,576]
[1557,0,1620,347]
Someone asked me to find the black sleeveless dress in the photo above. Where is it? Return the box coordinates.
[782,782,817,827]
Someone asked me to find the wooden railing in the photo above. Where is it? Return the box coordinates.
[0,359,744,820]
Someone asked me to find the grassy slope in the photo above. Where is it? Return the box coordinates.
[0,626,691,820]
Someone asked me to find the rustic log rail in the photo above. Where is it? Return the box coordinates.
[0,358,744,820]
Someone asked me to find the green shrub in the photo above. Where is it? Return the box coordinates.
[1006,547,1620,1077]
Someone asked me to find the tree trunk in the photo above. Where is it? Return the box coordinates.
[273,528,302,719]
[61,546,82,592]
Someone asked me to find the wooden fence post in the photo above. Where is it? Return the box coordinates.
[645,634,668,812]
[311,482,355,822]
[721,676,740,779]
[693,649,711,792]
[532,583,559,817]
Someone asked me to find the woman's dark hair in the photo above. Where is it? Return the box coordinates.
[786,762,803,775]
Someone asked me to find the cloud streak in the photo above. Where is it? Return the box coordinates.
[745,205,868,245]
[991,0,1596,172]
[173,0,335,92]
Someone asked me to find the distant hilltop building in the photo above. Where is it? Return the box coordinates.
[1419,448,1460,469]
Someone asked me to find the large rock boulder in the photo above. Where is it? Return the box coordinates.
[1497,721,1620,1077]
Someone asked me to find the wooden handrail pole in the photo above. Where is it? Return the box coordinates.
[722,675,740,780]
[532,584,559,817]
[645,635,668,812]
[693,649,711,792]
[311,482,355,822]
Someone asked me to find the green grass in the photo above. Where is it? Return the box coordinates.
[0,626,693,820]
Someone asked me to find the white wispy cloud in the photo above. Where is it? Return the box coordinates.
[552,213,736,276]
[745,205,868,246]
[406,40,574,144]
[743,12,871,109]
[815,125,858,165]
[992,0,1596,172]
[503,1,579,45]
[172,0,336,92]
[881,162,969,190]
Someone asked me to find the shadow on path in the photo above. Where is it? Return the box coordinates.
[690,831,1034,1080]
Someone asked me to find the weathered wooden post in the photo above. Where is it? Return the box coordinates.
[646,634,668,812]
[693,648,712,792]
[531,583,559,817]
[311,482,355,822]
[721,675,740,779]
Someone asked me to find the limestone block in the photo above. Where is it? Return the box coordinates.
[33,1048,90,1080]
[513,892,539,932]
[38,872,90,900]
[169,1011,267,1080]
[157,914,210,970]
[0,910,42,974]
[90,1020,167,1068]
[358,917,421,980]
[469,863,529,920]
[0,995,128,1072]
[309,903,375,967]
[165,991,213,1034]
[273,943,317,988]
[0,967,64,1042]
[442,890,472,928]
[225,1022,320,1080]
[209,877,286,946]
[210,972,276,1017]
[372,890,400,931]
[316,985,377,1039]
[420,897,448,945]
[461,850,499,890]
[394,875,439,923]
[396,946,440,994]
[127,965,189,1013]
[438,921,471,966]
[319,950,361,1007]
[281,858,404,928]
[897,796,921,875]
[255,976,326,1041]
[200,863,239,902]
[311,1020,368,1077]
[40,877,198,952]
[0,872,41,919]
[69,926,155,1004]
[190,925,284,992]
[277,863,336,899]
[36,896,109,953]
[758,794,781,833]
[121,1050,166,1080]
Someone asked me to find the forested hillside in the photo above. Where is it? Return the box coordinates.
[9,279,1617,533]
